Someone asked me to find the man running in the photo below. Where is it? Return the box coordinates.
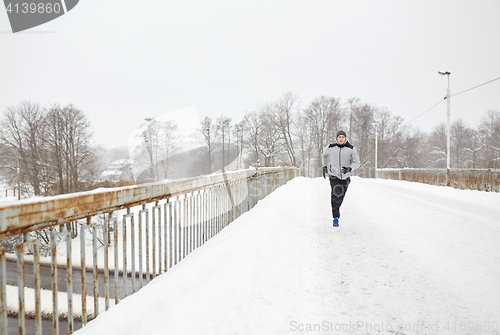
[322,130,360,227]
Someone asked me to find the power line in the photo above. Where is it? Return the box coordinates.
[404,99,444,125]
[449,75,500,98]
[405,75,500,125]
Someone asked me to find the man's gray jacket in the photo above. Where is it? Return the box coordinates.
[322,141,361,180]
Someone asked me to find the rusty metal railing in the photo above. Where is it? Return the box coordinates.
[0,167,299,335]
[377,168,500,192]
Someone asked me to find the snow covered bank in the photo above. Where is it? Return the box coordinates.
[74,177,500,335]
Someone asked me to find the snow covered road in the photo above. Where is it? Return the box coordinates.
[75,177,500,335]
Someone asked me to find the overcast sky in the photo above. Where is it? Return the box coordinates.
[1,0,500,149]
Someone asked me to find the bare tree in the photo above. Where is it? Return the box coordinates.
[63,105,95,192]
[243,111,262,166]
[139,118,162,180]
[346,97,361,139]
[303,96,343,176]
[45,104,96,194]
[374,107,408,169]
[428,123,448,168]
[160,120,179,179]
[216,116,232,171]
[398,128,426,169]
[196,117,219,174]
[46,105,66,194]
[350,102,375,165]
[0,101,47,196]
[451,119,474,168]
[266,92,299,166]
[233,120,246,169]
[479,110,500,168]
[463,131,484,168]
[259,107,282,167]
[132,118,180,181]
[295,111,313,176]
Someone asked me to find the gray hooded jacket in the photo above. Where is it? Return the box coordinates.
[322,141,361,179]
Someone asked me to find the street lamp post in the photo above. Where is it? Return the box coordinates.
[438,71,451,186]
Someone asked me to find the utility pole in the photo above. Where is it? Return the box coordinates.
[438,71,451,186]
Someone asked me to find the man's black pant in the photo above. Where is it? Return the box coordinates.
[329,176,350,219]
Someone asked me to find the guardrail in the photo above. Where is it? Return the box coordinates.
[377,168,500,192]
[0,167,299,335]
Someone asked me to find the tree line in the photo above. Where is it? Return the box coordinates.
[1,96,499,198]
[195,92,500,178]
[0,101,99,197]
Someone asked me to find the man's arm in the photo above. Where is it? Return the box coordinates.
[351,147,361,171]
[321,148,329,168]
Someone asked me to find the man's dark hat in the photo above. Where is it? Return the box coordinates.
[336,130,347,138]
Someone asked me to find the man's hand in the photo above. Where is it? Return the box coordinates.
[323,166,328,179]
[342,166,352,174]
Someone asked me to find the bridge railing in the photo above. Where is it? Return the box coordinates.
[377,168,500,192]
[0,167,299,335]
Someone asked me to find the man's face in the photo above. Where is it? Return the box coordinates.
[337,135,346,145]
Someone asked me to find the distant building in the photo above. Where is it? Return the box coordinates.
[100,159,134,181]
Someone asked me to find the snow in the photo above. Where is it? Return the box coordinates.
[5,285,113,320]
[0,182,17,203]
[66,176,500,334]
